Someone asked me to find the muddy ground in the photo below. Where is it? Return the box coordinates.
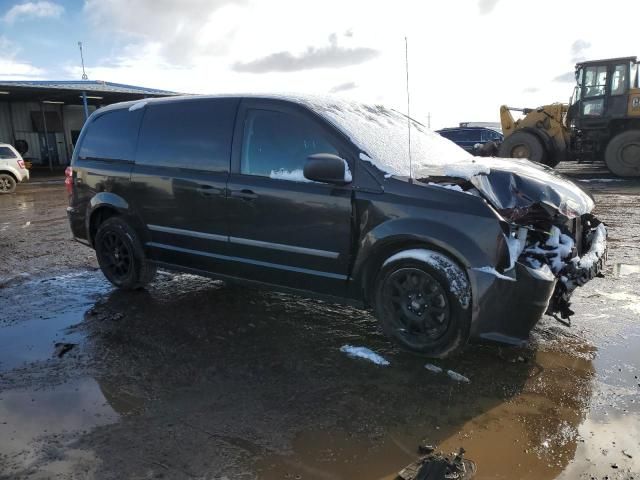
[0,165,639,480]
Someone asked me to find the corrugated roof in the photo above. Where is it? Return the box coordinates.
[0,80,178,96]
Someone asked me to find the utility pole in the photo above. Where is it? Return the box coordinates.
[428,112,431,129]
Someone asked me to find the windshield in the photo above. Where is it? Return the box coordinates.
[301,98,487,180]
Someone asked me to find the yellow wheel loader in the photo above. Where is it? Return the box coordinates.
[499,57,640,177]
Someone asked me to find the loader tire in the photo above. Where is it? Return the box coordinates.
[499,131,555,167]
[605,130,640,177]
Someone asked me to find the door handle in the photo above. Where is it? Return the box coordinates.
[231,189,258,201]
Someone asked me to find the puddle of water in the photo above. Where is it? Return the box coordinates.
[0,377,118,476]
[256,349,596,480]
[0,271,110,371]
[615,263,640,277]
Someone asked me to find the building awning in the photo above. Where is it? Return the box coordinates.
[0,80,179,106]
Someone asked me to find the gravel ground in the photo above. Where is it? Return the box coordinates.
[0,165,639,480]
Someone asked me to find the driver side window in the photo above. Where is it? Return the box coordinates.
[241,109,339,181]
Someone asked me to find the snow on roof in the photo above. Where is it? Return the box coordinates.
[102,92,490,180]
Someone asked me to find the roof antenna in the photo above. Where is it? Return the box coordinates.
[404,36,413,183]
[78,41,88,80]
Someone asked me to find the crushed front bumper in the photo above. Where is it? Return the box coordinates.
[468,216,607,345]
[468,262,557,345]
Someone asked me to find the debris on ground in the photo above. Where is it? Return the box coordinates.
[622,450,633,459]
[446,370,471,383]
[425,363,443,374]
[397,447,477,480]
[53,342,77,358]
[339,345,390,366]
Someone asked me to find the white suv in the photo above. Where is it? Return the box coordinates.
[0,143,29,194]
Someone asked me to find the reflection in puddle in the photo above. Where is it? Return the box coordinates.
[256,349,596,480]
[0,271,110,371]
[0,377,118,476]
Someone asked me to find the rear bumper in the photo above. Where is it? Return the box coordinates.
[66,206,90,245]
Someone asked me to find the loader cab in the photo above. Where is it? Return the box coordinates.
[571,57,639,127]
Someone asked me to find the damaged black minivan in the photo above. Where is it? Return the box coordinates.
[67,95,606,357]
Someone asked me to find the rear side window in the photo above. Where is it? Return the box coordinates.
[136,98,238,171]
[0,146,17,159]
[78,109,142,161]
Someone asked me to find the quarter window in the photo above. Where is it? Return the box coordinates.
[0,146,17,159]
[136,98,237,171]
[241,109,339,180]
[79,109,143,161]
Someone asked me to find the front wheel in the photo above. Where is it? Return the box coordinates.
[605,130,640,177]
[0,174,16,194]
[373,251,471,358]
[499,131,557,167]
[95,217,156,289]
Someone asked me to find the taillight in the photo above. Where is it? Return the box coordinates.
[17,159,25,169]
[65,166,73,195]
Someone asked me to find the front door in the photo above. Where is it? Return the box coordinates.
[226,100,354,296]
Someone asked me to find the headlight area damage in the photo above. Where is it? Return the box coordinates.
[425,157,607,326]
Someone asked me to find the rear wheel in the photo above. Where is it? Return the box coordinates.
[0,174,16,194]
[499,131,556,167]
[605,130,640,177]
[374,255,470,358]
[95,217,156,289]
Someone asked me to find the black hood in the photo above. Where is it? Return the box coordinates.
[470,158,594,219]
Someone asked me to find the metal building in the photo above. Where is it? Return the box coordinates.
[0,80,177,169]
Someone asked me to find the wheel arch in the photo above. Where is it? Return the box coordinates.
[86,192,144,246]
[0,169,19,182]
[356,234,474,307]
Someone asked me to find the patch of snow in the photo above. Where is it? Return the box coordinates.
[578,178,626,183]
[428,182,465,193]
[524,263,555,281]
[269,169,314,183]
[300,98,491,181]
[578,223,607,269]
[472,266,515,282]
[340,345,390,366]
[524,226,575,274]
[425,363,443,373]
[128,100,148,112]
[341,158,353,182]
[382,249,471,309]
[446,370,470,383]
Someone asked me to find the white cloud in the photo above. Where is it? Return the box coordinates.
[2,1,64,23]
[52,0,640,129]
[0,36,45,78]
[83,0,246,65]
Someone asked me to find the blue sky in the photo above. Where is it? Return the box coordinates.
[1,0,638,128]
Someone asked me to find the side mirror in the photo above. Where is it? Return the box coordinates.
[303,153,351,185]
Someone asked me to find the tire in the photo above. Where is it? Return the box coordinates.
[0,174,16,194]
[604,130,640,177]
[373,252,471,358]
[498,131,553,166]
[94,217,156,289]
